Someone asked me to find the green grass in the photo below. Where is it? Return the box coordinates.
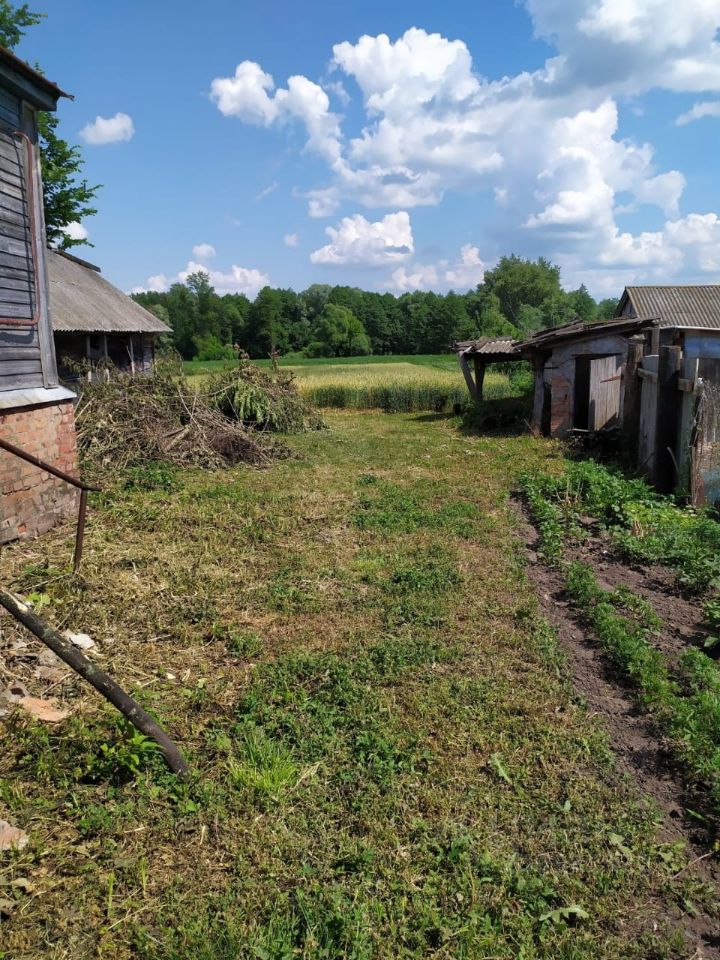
[0,414,714,958]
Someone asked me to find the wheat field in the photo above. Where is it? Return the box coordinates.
[185,356,515,412]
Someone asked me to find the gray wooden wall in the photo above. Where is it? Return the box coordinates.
[0,89,55,393]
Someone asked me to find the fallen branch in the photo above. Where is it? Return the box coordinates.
[0,587,188,776]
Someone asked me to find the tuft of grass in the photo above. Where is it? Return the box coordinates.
[227,728,298,799]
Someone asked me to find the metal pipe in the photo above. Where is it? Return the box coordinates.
[0,435,99,491]
[73,488,88,572]
[0,587,188,776]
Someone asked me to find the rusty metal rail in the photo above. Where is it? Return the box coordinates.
[0,435,99,571]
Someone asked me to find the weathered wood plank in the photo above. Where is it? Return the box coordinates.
[0,274,33,292]
[0,369,44,389]
[655,346,682,493]
[0,250,32,272]
[0,346,40,361]
[676,357,700,496]
[0,190,27,217]
[638,355,659,478]
[0,88,21,121]
[0,234,32,258]
[0,300,33,319]
[0,286,33,304]
[0,154,23,182]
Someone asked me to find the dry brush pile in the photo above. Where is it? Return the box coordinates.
[73,357,324,481]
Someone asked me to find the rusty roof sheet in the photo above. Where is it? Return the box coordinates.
[48,249,171,335]
[623,286,720,329]
[518,315,657,352]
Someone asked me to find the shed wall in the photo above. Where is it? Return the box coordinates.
[540,333,631,437]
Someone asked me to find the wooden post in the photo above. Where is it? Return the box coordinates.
[637,355,658,479]
[622,342,643,463]
[457,351,478,402]
[655,345,682,493]
[531,355,545,434]
[129,335,136,375]
[675,357,700,498]
[473,357,486,401]
[649,325,660,355]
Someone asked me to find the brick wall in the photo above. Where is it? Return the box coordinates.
[550,373,572,437]
[0,400,79,543]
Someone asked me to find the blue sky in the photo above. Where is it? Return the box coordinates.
[20,0,720,299]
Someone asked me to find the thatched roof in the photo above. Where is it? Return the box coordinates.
[48,249,170,336]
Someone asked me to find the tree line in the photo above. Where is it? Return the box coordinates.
[132,256,619,360]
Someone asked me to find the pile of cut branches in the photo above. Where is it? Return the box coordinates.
[73,357,321,479]
[203,360,325,433]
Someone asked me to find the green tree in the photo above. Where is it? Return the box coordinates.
[567,284,598,323]
[597,297,619,320]
[39,113,99,248]
[246,286,282,357]
[307,304,371,357]
[0,0,42,48]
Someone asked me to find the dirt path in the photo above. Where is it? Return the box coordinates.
[517,503,720,959]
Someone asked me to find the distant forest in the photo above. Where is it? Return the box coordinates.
[132,255,619,361]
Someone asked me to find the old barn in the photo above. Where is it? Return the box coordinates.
[49,248,170,379]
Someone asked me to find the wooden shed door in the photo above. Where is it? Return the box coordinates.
[589,355,622,431]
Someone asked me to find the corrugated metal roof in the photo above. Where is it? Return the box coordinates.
[623,286,720,329]
[48,249,171,335]
[456,337,520,356]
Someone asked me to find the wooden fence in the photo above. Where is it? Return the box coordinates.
[626,344,718,505]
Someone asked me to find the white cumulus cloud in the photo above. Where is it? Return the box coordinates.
[676,99,720,125]
[210,62,341,161]
[192,243,216,261]
[310,211,413,266]
[284,233,300,247]
[60,221,88,242]
[133,252,268,298]
[387,244,485,292]
[215,4,720,289]
[80,112,135,145]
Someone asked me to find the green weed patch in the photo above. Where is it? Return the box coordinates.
[521,460,720,591]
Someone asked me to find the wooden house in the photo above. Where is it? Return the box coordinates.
[0,48,80,543]
[48,248,170,379]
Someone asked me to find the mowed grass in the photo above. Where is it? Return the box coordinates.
[185,355,504,412]
[0,412,713,959]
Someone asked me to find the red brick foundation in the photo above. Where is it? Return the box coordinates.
[0,399,79,543]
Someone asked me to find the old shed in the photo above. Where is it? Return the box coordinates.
[48,248,171,379]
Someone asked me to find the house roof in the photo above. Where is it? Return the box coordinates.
[0,46,72,109]
[518,315,658,353]
[619,286,720,330]
[48,249,171,335]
